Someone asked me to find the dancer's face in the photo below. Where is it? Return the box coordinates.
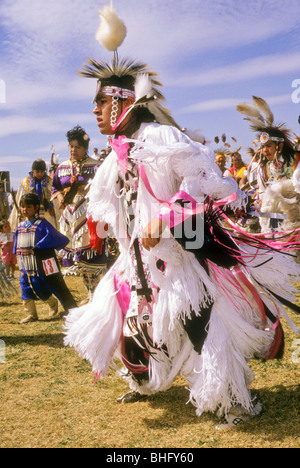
[261,141,277,161]
[2,222,11,233]
[232,154,243,169]
[216,157,225,170]
[93,94,115,135]
[93,94,134,135]
[32,170,46,180]
[20,203,39,221]
[69,140,87,162]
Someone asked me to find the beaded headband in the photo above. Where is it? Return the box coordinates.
[260,132,284,144]
[93,81,136,103]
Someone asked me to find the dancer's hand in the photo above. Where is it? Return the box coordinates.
[56,192,65,210]
[141,218,163,251]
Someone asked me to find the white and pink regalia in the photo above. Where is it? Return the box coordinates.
[64,122,300,418]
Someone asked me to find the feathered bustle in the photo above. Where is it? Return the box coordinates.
[95,3,127,52]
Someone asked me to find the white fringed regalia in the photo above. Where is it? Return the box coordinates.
[65,122,300,418]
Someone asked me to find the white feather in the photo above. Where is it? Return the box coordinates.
[134,74,154,101]
[95,4,127,51]
[184,128,207,144]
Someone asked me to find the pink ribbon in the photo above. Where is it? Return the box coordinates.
[138,164,237,228]
[110,136,130,175]
[111,106,133,133]
[220,209,300,252]
[110,137,237,225]
[233,264,267,324]
[114,273,131,317]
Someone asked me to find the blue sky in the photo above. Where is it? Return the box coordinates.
[1,0,300,188]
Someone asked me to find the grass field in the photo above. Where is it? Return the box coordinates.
[0,276,299,448]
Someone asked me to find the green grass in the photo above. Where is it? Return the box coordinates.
[0,277,299,448]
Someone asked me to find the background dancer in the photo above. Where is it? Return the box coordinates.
[51,125,108,301]
[14,193,77,324]
[10,159,57,231]
[237,96,300,233]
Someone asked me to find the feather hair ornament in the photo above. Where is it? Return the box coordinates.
[236,96,277,131]
[114,74,182,131]
[79,57,162,94]
[95,2,127,54]
[252,96,274,127]
[237,96,296,166]
[236,95,294,142]
[134,73,154,102]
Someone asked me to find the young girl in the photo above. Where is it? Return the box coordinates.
[0,219,17,278]
[14,193,77,324]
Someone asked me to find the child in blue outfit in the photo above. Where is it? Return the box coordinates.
[14,193,77,324]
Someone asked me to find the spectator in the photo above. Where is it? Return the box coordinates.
[0,219,17,278]
[51,126,107,300]
[0,181,10,220]
[9,159,57,231]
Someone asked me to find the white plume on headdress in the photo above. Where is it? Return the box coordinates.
[134,74,154,101]
[96,3,127,52]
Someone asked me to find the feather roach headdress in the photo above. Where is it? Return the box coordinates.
[237,96,295,165]
[79,2,181,132]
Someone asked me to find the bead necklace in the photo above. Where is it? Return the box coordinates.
[69,155,88,184]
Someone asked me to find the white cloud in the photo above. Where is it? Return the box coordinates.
[1,0,300,181]
[1,0,300,83]
[0,1,299,101]
[0,155,33,166]
[180,98,242,114]
[0,73,96,111]
[179,93,293,115]
[171,52,300,89]
[0,112,95,138]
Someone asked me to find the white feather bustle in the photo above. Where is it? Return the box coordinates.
[96,4,127,51]
[292,166,300,194]
[260,179,300,233]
